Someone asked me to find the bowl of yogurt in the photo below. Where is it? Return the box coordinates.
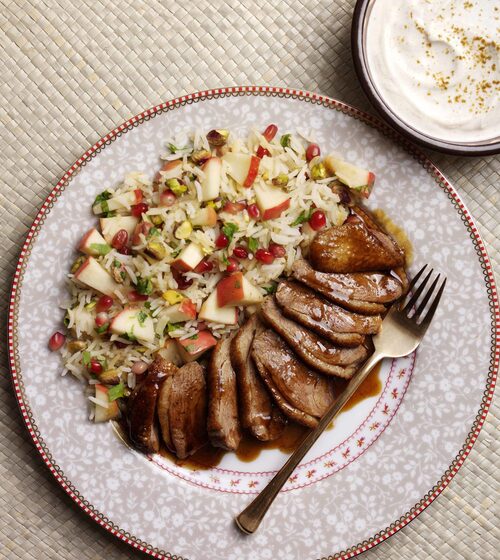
[352,0,500,155]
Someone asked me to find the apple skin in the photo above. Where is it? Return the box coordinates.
[163,299,197,323]
[223,153,260,187]
[161,159,183,180]
[176,330,217,362]
[155,339,184,366]
[74,257,120,296]
[324,155,375,198]
[198,291,238,325]
[78,228,110,256]
[262,198,290,220]
[200,157,222,201]
[217,272,244,307]
[217,272,264,307]
[171,242,205,272]
[92,190,142,214]
[94,384,120,423]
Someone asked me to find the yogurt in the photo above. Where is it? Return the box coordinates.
[366,0,500,143]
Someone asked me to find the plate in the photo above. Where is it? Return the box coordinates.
[8,86,498,560]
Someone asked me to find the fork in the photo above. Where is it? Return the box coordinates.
[235,264,446,534]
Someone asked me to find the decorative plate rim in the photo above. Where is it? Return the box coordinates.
[7,85,499,560]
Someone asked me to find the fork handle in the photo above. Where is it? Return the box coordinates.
[235,352,383,534]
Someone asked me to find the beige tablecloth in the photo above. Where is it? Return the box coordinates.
[1,1,498,558]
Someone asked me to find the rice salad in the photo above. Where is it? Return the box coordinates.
[49,124,376,422]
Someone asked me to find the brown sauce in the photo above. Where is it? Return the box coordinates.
[371,208,413,266]
[160,362,382,471]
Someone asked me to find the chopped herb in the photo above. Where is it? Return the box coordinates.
[144,301,152,310]
[108,383,125,402]
[188,333,199,340]
[222,222,238,242]
[147,227,160,238]
[171,247,182,258]
[93,190,112,206]
[103,210,116,218]
[122,332,137,342]
[95,324,109,335]
[100,200,109,214]
[280,134,291,148]
[247,237,258,253]
[90,243,111,255]
[63,312,70,327]
[135,276,153,295]
[82,351,91,366]
[263,283,278,294]
[113,259,121,268]
[291,208,313,227]
[137,311,147,325]
[220,253,230,266]
[120,271,126,280]
[167,323,181,333]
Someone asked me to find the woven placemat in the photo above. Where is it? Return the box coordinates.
[1,1,498,558]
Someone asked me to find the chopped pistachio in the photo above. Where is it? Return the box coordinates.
[66,340,86,353]
[162,290,184,305]
[311,162,327,181]
[206,129,229,147]
[70,256,86,274]
[191,149,212,165]
[165,178,187,196]
[261,171,269,181]
[150,215,164,226]
[272,173,289,187]
[146,240,166,260]
[98,369,121,385]
[84,300,97,310]
[175,221,193,240]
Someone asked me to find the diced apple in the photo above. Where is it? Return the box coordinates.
[160,159,183,180]
[200,157,222,201]
[162,299,197,323]
[78,228,111,256]
[254,182,291,220]
[109,308,155,344]
[100,215,139,244]
[217,272,264,307]
[155,339,184,366]
[74,257,120,296]
[223,152,260,187]
[94,384,120,423]
[176,330,217,362]
[171,242,205,272]
[191,206,218,227]
[92,190,143,214]
[324,155,375,198]
[198,291,238,325]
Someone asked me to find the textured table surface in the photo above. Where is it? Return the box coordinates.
[1,1,498,559]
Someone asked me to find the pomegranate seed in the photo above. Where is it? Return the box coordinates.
[119,246,131,255]
[159,189,176,207]
[263,124,278,142]
[48,332,65,351]
[309,210,327,231]
[255,249,275,265]
[128,290,148,302]
[233,246,248,259]
[89,359,103,375]
[194,258,214,273]
[114,341,128,349]
[215,233,229,248]
[95,312,109,327]
[131,360,148,375]
[247,203,260,220]
[197,322,208,331]
[111,229,128,250]
[269,243,286,258]
[306,143,321,162]
[256,145,271,159]
[226,257,239,272]
[96,295,113,313]
[172,268,193,290]
[223,201,246,214]
[131,202,149,218]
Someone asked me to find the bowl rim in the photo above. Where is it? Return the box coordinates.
[351,0,500,157]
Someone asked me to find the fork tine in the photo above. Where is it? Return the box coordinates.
[420,278,447,329]
[414,274,440,320]
[403,268,433,313]
[405,264,428,294]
